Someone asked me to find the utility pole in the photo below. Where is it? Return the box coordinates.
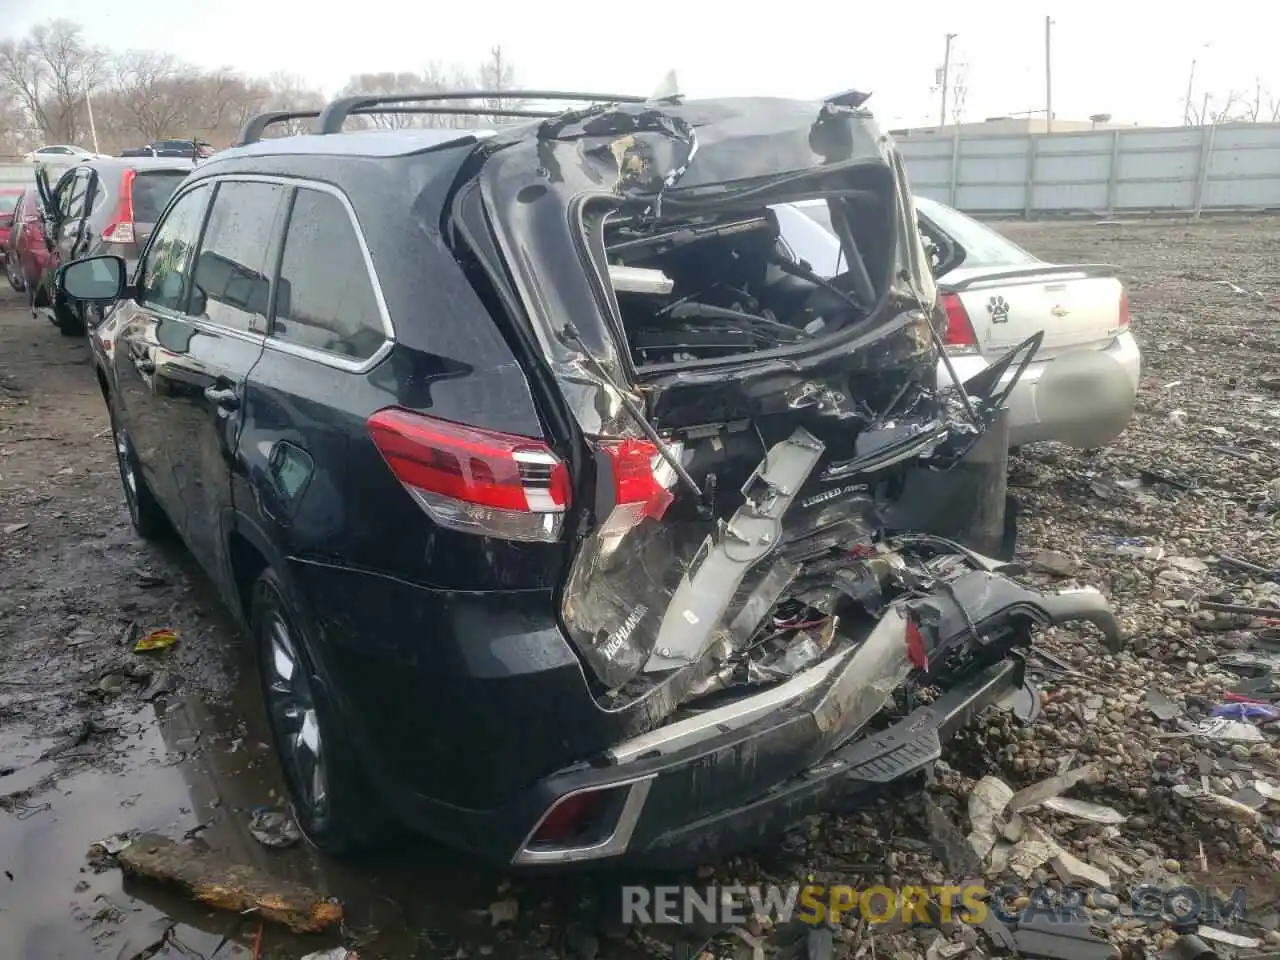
[1044,16,1054,134]
[85,88,99,154]
[939,33,958,127]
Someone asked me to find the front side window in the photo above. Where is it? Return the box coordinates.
[271,188,385,360]
[139,185,211,313]
[189,181,288,333]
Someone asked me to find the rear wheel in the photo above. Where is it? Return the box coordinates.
[5,253,24,292]
[109,405,170,541]
[252,568,386,855]
[52,294,84,336]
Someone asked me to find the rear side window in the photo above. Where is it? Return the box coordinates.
[132,172,190,223]
[189,181,288,333]
[271,188,385,360]
[139,185,211,313]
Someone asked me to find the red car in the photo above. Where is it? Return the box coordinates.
[3,188,51,305]
[0,187,22,251]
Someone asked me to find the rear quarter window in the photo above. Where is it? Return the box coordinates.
[132,172,188,222]
[270,188,386,361]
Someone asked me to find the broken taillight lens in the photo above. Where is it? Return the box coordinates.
[100,168,136,245]
[940,293,979,354]
[595,438,677,538]
[367,407,570,543]
[1118,287,1130,328]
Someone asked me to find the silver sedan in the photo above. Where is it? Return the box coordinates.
[775,197,1141,449]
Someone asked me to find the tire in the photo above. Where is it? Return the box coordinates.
[53,294,84,336]
[252,567,386,855]
[5,253,24,293]
[109,404,170,541]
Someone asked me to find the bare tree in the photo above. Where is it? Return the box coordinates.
[0,19,107,144]
[339,72,433,128]
[111,50,193,142]
[948,59,970,126]
[0,20,520,151]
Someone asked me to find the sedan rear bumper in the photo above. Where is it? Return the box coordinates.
[942,331,1140,448]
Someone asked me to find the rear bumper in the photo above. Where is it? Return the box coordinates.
[505,654,1024,868]
[431,573,1118,869]
[941,332,1141,448]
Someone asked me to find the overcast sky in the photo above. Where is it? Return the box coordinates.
[3,0,1276,127]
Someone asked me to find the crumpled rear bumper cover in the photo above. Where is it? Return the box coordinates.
[630,656,1023,867]
[496,578,1116,869]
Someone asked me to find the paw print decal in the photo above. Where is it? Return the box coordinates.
[987,295,1010,323]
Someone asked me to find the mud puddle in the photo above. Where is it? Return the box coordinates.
[0,674,559,958]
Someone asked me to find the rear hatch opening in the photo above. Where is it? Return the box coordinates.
[592,167,897,373]
[463,95,1063,745]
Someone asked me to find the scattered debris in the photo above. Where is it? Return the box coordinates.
[965,776,1013,861]
[108,833,342,932]
[248,807,303,848]
[1027,549,1080,577]
[301,949,359,960]
[133,629,178,653]
[1146,689,1182,720]
[2,522,28,535]
[489,899,518,926]
[1041,796,1126,824]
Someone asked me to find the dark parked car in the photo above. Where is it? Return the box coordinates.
[33,157,191,334]
[121,138,214,160]
[57,89,1117,867]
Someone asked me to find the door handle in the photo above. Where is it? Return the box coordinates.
[204,385,240,410]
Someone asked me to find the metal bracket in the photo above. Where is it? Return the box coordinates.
[643,428,825,672]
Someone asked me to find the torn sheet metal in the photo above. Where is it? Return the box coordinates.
[644,428,825,672]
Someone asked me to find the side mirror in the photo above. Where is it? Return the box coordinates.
[59,255,127,302]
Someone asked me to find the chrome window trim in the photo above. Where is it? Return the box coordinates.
[160,172,395,375]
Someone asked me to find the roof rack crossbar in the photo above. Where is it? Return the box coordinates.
[316,89,648,135]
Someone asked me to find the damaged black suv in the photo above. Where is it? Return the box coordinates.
[57,88,1119,867]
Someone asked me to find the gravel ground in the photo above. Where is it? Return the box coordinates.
[1,217,1279,958]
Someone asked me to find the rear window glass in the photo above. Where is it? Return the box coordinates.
[132,172,187,222]
[0,194,18,214]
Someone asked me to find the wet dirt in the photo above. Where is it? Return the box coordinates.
[0,293,578,958]
[3,216,1280,958]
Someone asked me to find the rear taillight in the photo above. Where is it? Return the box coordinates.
[940,293,979,353]
[367,407,570,543]
[1118,287,1130,329]
[596,438,677,538]
[101,169,136,244]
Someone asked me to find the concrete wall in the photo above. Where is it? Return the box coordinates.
[0,157,83,190]
[897,122,1280,217]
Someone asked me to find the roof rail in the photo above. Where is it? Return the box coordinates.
[235,110,322,147]
[315,89,649,135]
